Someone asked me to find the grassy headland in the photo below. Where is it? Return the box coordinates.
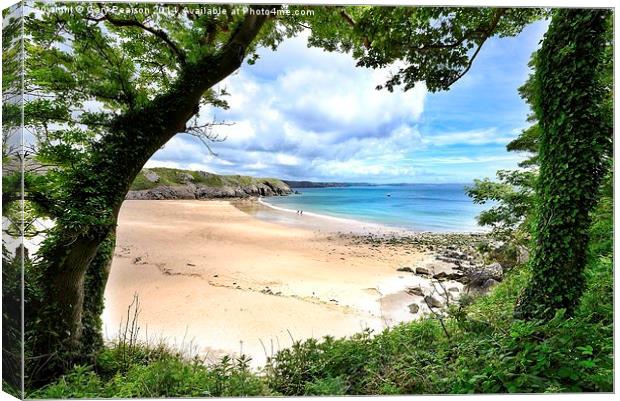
[130,167,290,193]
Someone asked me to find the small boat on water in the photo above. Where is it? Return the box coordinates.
[386,193,392,197]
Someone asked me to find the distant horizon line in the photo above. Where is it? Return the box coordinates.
[281,180,475,186]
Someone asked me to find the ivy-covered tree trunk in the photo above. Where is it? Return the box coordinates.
[28,12,271,384]
[81,232,117,357]
[514,9,611,321]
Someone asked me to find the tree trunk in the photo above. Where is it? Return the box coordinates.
[514,9,610,321]
[28,10,272,384]
[81,232,117,357]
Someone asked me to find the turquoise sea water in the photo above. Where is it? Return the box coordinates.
[264,184,489,233]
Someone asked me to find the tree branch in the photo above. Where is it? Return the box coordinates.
[444,8,507,88]
[87,10,187,65]
[339,9,371,49]
[99,5,277,182]
[184,117,232,156]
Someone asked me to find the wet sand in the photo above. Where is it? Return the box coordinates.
[102,199,449,367]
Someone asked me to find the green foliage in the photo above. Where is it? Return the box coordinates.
[588,172,613,256]
[268,187,613,394]
[2,4,23,143]
[507,125,540,167]
[467,8,613,324]
[304,7,545,92]
[303,376,348,395]
[467,169,537,244]
[32,243,612,397]
[2,19,27,390]
[514,9,612,320]
[129,167,288,191]
[27,345,270,398]
[18,2,295,382]
[2,245,24,394]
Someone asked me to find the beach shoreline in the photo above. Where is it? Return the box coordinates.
[233,196,413,236]
[254,184,490,234]
[253,194,488,236]
[102,199,479,368]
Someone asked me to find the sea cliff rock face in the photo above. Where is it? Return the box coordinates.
[126,180,292,200]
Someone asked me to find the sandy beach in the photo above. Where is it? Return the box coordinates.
[102,199,456,367]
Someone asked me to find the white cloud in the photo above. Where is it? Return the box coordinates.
[215,32,427,142]
[150,136,206,163]
[212,120,256,145]
[246,160,268,171]
[145,28,538,183]
[222,74,260,110]
[187,34,428,180]
[275,153,300,166]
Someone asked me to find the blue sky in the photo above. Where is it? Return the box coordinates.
[146,19,549,183]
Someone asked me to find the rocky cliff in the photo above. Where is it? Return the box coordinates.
[126,168,292,200]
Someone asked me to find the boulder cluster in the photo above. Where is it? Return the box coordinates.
[408,245,504,290]
[399,243,505,314]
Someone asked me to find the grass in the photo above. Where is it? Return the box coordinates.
[26,351,270,398]
[129,167,288,191]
